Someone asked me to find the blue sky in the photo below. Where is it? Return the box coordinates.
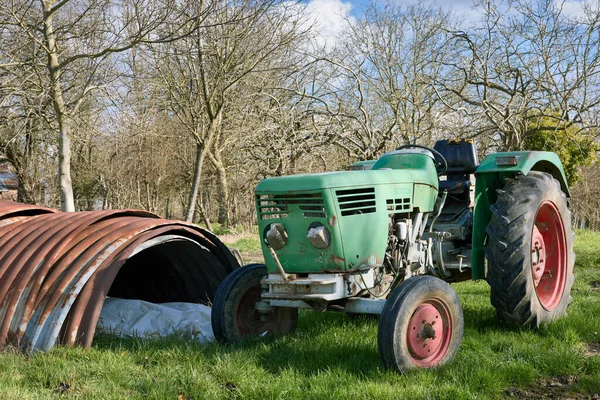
[305,0,588,43]
[302,0,479,47]
[346,0,477,16]
[344,0,587,17]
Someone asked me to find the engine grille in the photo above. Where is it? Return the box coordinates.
[386,197,411,213]
[335,188,376,216]
[257,193,326,219]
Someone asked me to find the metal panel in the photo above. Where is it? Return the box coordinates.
[0,201,240,352]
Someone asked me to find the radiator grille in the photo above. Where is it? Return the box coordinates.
[336,188,376,216]
[257,193,325,219]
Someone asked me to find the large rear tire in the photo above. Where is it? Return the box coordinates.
[486,171,575,327]
[378,276,463,373]
[211,264,298,343]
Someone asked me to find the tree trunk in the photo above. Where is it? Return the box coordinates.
[185,142,206,222]
[16,177,33,204]
[209,151,229,226]
[195,195,213,231]
[42,1,75,211]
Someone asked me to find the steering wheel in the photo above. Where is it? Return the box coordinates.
[395,144,448,176]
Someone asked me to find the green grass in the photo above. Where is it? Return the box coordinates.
[1,231,599,399]
[228,236,262,253]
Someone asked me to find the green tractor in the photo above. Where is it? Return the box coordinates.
[211,140,575,373]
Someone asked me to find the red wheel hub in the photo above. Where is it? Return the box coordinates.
[235,285,266,336]
[406,299,452,367]
[531,225,545,286]
[532,201,567,310]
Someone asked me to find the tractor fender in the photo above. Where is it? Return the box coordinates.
[474,151,570,196]
[470,151,570,280]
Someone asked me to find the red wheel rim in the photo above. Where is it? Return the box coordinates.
[532,201,567,310]
[234,285,267,337]
[406,299,452,367]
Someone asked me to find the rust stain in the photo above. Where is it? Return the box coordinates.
[0,201,240,353]
[328,215,337,227]
[329,255,346,264]
[320,268,345,273]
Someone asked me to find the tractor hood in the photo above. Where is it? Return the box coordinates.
[254,151,440,275]
[255,168,437,194]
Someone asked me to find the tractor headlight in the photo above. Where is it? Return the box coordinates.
[307,222,331,249]
[266,223,288,250]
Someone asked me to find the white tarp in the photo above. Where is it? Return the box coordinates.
[97,297,214,343]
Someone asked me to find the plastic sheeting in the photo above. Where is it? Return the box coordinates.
[97,298,214,343]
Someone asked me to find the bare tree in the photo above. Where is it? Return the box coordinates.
[0,3,52,204]
[440,0,600,152]
[154,0,311,225]
[300,3,456,160]
[0,0,200,210]
[348,3,456,146]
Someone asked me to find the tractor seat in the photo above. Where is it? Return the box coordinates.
[434,139,479,195]
[434,139,479,175]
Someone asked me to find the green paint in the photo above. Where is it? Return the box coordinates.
[471,151,569,279]
[475,151,570,195]
[255,152,438,275]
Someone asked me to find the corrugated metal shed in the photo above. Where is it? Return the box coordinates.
[0,201,240,352]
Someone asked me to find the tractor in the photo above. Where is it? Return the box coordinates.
[211,139,575,373]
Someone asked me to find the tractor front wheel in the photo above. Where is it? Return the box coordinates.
[486,171,575,326]
[378,276,463,373]
[211,264,298,343]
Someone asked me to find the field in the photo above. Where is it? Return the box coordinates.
[0,231,599,399]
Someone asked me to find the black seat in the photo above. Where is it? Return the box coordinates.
[434,139,479,175]
[434,139,479,198]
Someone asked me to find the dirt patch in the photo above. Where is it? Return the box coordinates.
[56,382,71,395]
[218,233,264,264]
[504,375,598,399]
[0,345,21,355]
[217,234,240,244]
[217,232,256,245]
[241,251,265,264]
[585,343,600,357]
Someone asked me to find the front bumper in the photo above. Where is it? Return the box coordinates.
[260,270,375,302]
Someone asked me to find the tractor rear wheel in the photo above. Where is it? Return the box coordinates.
[486,171,575,327]
[211,264,298,343]
[378,276,463,373]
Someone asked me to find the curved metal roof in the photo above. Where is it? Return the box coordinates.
[0,201,240,352]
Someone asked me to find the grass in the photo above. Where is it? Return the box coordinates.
[227,237,261,253]
[219,232,263,263]
[1,231,599,399]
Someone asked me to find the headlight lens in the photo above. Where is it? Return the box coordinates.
[307,223,331,249]
[266,223,288,250]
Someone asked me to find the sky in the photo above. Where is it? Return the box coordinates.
[304,0,588,46]
[302,0,479,47]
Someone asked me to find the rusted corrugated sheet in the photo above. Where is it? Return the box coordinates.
[0,201,240,352]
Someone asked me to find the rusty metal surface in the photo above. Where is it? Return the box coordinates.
[0,201,240,352]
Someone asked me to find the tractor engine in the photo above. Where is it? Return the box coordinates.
[384,140,478,282]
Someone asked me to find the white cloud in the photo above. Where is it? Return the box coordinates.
[305,0,355,48]
[554,0,586,19]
